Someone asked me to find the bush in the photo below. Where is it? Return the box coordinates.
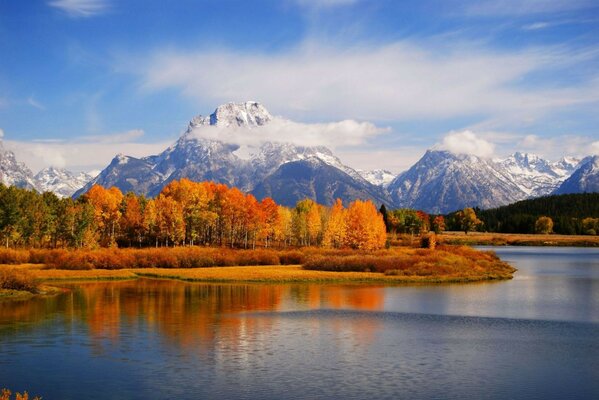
[420,233,436,249]
[0,249,31,264]
[278,250,306,265]
[0,268,39,293]
[303,245,514,278]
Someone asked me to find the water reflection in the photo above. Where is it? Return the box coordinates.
[0,280,387,354]
[1,248,598,399]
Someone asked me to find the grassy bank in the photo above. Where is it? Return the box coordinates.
[7,264,513,285]
[438,232,599,247]
[0,244,515,290]
[0,267,64,300]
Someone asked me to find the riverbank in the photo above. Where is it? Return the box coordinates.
[2,265,514,288]
[0,245,516,299]
[438,232,599,247]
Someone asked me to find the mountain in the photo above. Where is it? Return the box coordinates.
[498,152,579,197]
[34,167,92,198]
[251,158,392,207]
[75,101,391,206]
[0,142,38,190]
[553,156,599,195]
[357,169,395,187]
[74,153,167,198]
[70,101,597,210]
[388,150,527,214]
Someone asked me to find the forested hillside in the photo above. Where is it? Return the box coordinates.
[471,193,599,234]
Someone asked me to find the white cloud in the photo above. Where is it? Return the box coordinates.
[591,141,599,155]
[3,129,168,173]
[81,129,145,144]
[439,130,496,158]
[27,96,46,110]
[49,0,110,18]
[132,40,599,123]
[335,147,424,174]
[187,117,387,149]
[522,22,551,30]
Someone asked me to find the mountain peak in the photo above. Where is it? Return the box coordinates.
[187,101,273,131]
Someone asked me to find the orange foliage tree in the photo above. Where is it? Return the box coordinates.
[344,200,387,250]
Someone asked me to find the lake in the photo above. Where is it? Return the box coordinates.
[1,247,598,399]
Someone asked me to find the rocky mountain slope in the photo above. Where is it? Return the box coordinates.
[0,142,38,190]
[3,101,596,210]
[34,167,92,198]
[497,152,579,197]
[554,156,599,195]
[387,150,527,214]
[75,101,391,206]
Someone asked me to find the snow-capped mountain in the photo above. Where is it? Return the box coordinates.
[388,150,528,214]
[76,101,392,206]
[0,142,38,190]
[252,158,392,207]
[34,167,93,198]
[554,156,599,195]
[357,169,396,187]
[497,152,579,197]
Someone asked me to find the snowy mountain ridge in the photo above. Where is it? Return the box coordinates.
[1,101,596,210]
[34,167,93,198]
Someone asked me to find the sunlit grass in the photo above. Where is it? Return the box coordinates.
[438,232,599,247]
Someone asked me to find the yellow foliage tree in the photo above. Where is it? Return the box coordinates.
[535,216,553,234]
[343,199,386,250]
[84,185,123,246]
[322,198,346,248]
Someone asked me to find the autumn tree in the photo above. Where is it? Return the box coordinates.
[274,205,293,246]
[582,217,599,235]
[456,207,482,234]
[431,215,445,234]
[416,210,430,234]
[155,194,185,246]
[84,185,123,246]
[535,216,553,234]
[259,197,279,247]
[344,200,386,250]
[322,199,346,248]
[120,193,145,247]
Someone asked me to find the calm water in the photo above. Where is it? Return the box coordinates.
[1,247,598,399]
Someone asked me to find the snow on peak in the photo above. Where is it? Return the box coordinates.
[357,169,396,187]
[34,167,92,198]
[187,101,273,130]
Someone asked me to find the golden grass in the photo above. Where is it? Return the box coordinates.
[11,264,513,285]
[439,231,599,247]
[0,245,516,293]
[28,268,138,281]
[143,263,512,283]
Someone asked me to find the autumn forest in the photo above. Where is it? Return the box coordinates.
[0,179,388,251]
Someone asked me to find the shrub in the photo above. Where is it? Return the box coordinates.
[0,249,30,264]
[0,268,39,293]
[420,233,437,250]
[278,250,306,265]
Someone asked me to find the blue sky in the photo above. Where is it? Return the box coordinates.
[1,0,598,173]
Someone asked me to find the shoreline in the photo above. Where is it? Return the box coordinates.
[0,264,515,299]
[438,232,599,247]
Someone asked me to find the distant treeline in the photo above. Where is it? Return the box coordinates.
[445,193,599,235]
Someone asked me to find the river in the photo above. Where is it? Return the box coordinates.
[1,247,598,399]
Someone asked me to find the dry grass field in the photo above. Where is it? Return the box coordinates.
[438,231,599,247]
